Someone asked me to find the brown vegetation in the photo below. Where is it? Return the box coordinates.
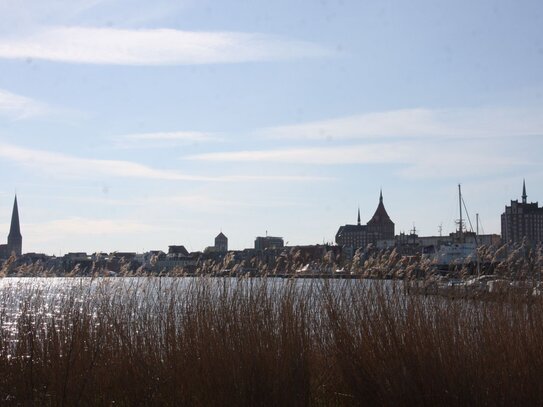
[1,277,543,405]
[2,242,542,279]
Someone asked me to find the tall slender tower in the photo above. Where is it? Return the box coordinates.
[7,195,22,256]
[522,179,527,204]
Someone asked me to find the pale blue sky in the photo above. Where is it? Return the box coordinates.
[0,0,542,254]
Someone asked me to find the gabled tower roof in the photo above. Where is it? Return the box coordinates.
[367,190,393,225]
[8,195,21,238]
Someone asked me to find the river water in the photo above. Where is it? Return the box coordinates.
[0,277,392,342]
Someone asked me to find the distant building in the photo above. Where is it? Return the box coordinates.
[0,195,22,259]
[204,232,229,254]
[155,257,196,272]
[335,190,395,250]
[255,235,284,251]
[501,180,543,245]
[154,244,196,272]
[168,245,190,256]
[214,232,228,252]
[376,232,502,254]
[334,208,367,249]
[62,252,92,273]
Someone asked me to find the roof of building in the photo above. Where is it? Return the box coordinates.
[507,200,542,212]
[507,180,542,212]
[168,245,189,256]
[336,224,366,237]
[215,232,227,239]
[367,190,393,225]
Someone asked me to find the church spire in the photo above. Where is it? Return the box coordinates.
[9,195,21,237]
[379,188,383,203]
[522,179,527,204]
[357,206,361,225]
[7,195,22,256]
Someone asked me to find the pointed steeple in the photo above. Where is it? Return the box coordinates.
[357,206,361,225]
[522,179,527,204]
[368,189,392,225]
[367,189,395,240]
[9,195,21,237]
[7,195,22,256]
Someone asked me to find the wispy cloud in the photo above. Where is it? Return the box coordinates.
[0,26,330,65]
[50,194,306,216]
[256,107,543,140]
[0,0,191,31]
[22,217,157,247]
[144,194,308,212]
[186,140,529,179]
[114,131,220,149]
[0,88,49,119]
[121,131,217,142]
[187,144,409,165]
[0,142,327,182]
[183,106,542,179]
[0,0,109,23]
[29,217,154,236]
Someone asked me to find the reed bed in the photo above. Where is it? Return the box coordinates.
[0,277,543,406]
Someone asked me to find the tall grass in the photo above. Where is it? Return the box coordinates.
[2,242,542,279]
[1,277,543,405]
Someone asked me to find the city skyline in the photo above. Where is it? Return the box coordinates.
[1,0,543,254]
[0,182,536,255]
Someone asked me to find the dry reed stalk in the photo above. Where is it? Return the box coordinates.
[0,277,542,405]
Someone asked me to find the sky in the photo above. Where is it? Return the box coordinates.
[0,0,542,255]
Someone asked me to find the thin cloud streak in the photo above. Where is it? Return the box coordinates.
[257,107,543,140]
[187,144,409,165]
[0,0,110,26]
[0,88,49,119]
[0,142,327,182]
[121,131,218,142]
[186,141,527,179]
[29,217,154,236]
[0,26,330,65]
[55,194,307,211]
[114,131,221,149]
[144,194,308,212]
[23,217,157,246]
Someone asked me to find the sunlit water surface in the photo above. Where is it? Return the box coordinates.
[0,277,388,342]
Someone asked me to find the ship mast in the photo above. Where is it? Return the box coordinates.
[476,213,481,277]
[458,184,464,243]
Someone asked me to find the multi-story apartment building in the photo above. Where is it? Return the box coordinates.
[501,181,543,245]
